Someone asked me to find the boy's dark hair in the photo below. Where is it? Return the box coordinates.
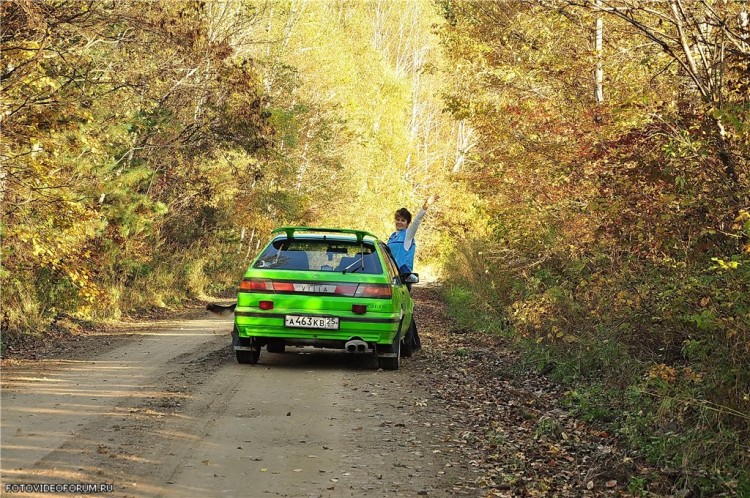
[395,208,412,224]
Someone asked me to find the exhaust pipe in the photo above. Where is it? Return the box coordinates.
[345,339,368,353]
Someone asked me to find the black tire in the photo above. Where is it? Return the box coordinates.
[377,336,400,370]
[401,321,415,358]
[266,341,286,354]
[236,348,260,364]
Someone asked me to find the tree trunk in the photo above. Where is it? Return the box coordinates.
[595,0,604,105]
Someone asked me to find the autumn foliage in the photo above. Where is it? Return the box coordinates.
[437,0,749,492]
[1,0,460,330]
[1,0,748,494]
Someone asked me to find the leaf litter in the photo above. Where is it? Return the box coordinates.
[409,286,651,497]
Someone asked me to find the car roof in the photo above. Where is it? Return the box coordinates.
[271,226,380,243]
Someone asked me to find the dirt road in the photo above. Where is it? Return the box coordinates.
[1,291,468,498]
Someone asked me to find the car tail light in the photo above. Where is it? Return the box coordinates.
[355,284,392,298]
[352,304,367,314]
[259,300,274,310]
[272,282,295,292]
[239,279,273,291]
[334,285,358,296]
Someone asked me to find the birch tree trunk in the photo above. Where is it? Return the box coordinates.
[594,0,604,105]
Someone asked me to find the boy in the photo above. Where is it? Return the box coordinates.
[387,195,438,276]
[386,195,437,352]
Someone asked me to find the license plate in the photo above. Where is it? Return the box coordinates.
[284,315,339,330]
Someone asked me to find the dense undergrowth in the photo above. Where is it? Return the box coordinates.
[440,232,750,496]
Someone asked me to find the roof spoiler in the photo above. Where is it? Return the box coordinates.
[272,226,379,243]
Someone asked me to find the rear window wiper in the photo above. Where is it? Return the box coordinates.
[342,256,364,274]
[254,254,278,268]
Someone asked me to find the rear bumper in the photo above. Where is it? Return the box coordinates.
[234,309,401,345]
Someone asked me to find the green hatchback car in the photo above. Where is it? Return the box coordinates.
[232,227,419,370]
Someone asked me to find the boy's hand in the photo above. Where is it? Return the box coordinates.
[423,194,439,210]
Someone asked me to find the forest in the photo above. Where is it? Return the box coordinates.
[1,0,748,495]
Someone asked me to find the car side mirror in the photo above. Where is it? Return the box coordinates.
[402,273,419,284]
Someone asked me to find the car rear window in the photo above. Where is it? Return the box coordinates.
[253,239,383,274]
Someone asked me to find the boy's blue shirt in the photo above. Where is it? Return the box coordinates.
[387,228,416,274]
[386,206,427,274]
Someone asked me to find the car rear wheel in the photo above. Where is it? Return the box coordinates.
[377,335,400,371]
[401,320,416,358]
[233,326,260,364]
[236,349,260,364]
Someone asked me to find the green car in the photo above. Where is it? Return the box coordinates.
[232,227,419,370]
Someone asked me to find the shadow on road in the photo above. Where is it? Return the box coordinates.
[231,346,381,372]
